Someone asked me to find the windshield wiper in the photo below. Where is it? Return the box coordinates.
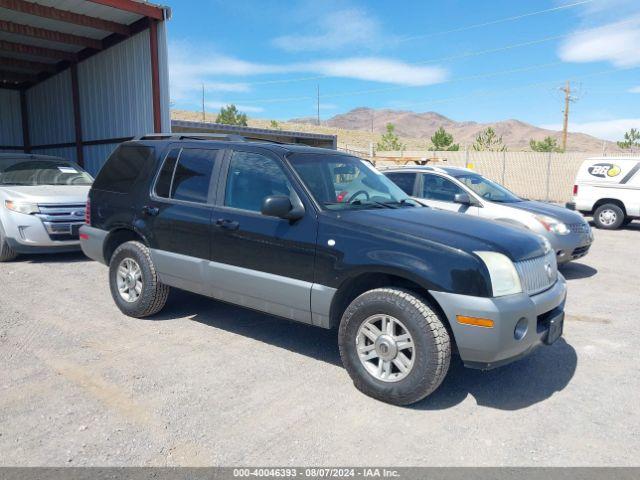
[352,199,398,209]
[382,199,418,208]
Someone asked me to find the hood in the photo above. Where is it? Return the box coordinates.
[337,207,546,262]
[0,185,90,204]
[509,200,585,224]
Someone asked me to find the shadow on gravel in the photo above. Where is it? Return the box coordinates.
[411,338,577,411]
[154,288,342,367]
[559,262,597,280]
[11,251,89,264]
[155,290,577,411]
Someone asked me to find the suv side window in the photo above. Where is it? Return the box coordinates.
[385,172,416,195]
[421,173,465,202]
[154,148,219,203]
[171,149,218,203]
[224,151,291,212]
[93,144,154,193]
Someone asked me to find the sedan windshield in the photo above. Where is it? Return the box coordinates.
[0,159,93,186]
[453,173,521,203]
[288,153,419,210]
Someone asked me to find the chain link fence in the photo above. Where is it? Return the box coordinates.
[348,149,639,203]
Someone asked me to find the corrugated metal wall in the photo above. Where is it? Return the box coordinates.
[0,21,169,175]
[79,30,154,144]
[0,89,23,148]
[26,70,75,147]
[83,143,118,175]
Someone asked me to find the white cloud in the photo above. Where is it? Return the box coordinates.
[540,118,640,141]
[629,86,640,93]
[206,102,264,113]
[305,58,447,87]
[272,8,383,52]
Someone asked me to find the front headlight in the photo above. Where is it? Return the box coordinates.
[475,251,522,297]
[535,215,569,235]
[4,200,40,215]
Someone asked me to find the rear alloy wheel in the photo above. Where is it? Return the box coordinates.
[109,241,170,318]
[339,287,451,406]
[593,203,625,230]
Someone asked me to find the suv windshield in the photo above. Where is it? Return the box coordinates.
[288,153,418,210]
[453,173,521,203]
[0,159,93,186]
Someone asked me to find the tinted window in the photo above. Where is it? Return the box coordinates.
[154,149,179,198]
[171,149,218,203]
[385,172,416,195]
[225,151,291,212]
[93,145,153,193]
[421,174,465,202]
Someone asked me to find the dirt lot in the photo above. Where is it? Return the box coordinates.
[1,224,639,466]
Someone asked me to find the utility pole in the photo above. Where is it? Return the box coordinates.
[316,84,320,126]
[201,83,205,122]
[560,80,576,152]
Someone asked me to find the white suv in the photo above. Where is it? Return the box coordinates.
[0,154,93,262]
[382,165,593,264]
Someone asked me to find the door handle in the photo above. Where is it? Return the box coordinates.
[215,218,240,230]
[141,205,159,217]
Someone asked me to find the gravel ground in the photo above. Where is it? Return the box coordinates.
[1,224,639,466]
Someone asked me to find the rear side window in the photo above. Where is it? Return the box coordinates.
[385,172,416,195]
[93,145,154,193]
[154,148,219,204]
[155,149,179,198]
[422,174,465,202]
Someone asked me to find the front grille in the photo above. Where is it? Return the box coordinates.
[35,203,85,240]
[567,222,590,234]
[515,249,557,296]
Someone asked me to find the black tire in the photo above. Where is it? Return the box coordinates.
[0,227,18,262]
[109,241,170,318]
[593,203,625,230]
[338,287,451,406]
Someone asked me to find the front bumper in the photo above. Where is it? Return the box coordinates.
[548,230,593,264]
[430,274,567,370]
[0,209,82,253]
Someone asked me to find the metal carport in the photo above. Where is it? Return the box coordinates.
[0,0,170,175]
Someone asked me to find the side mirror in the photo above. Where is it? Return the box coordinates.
[454,193,472,205]
[261,195,304,220]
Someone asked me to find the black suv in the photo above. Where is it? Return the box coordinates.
[81,135,566,405]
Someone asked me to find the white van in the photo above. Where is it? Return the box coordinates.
[569,157,640,229]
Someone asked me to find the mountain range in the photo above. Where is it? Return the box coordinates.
[289,107,618,152]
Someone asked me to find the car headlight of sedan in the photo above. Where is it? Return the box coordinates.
[475,251,522,297]
[535,214,570,235]
[4,200,40,215]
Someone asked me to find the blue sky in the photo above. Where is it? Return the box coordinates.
[166,0,640,140]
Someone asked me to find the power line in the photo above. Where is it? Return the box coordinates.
[396,0,595,43]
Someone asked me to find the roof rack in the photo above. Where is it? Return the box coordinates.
[134,133,247,142]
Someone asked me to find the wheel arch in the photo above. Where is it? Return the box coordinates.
[328,270,456,348]
[593,198,627,215]
[103,227,150,265]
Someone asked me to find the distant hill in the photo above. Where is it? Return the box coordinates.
[289,107,619,152]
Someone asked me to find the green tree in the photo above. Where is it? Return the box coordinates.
[269,120,282,130]
[530,136,562,152]
[215,104,248,126]
[617,128,640,150]
[472,127,507,152]
[429,127,459,151]
[376,123,405,152]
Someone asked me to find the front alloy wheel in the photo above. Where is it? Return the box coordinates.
[356,314,415,382]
